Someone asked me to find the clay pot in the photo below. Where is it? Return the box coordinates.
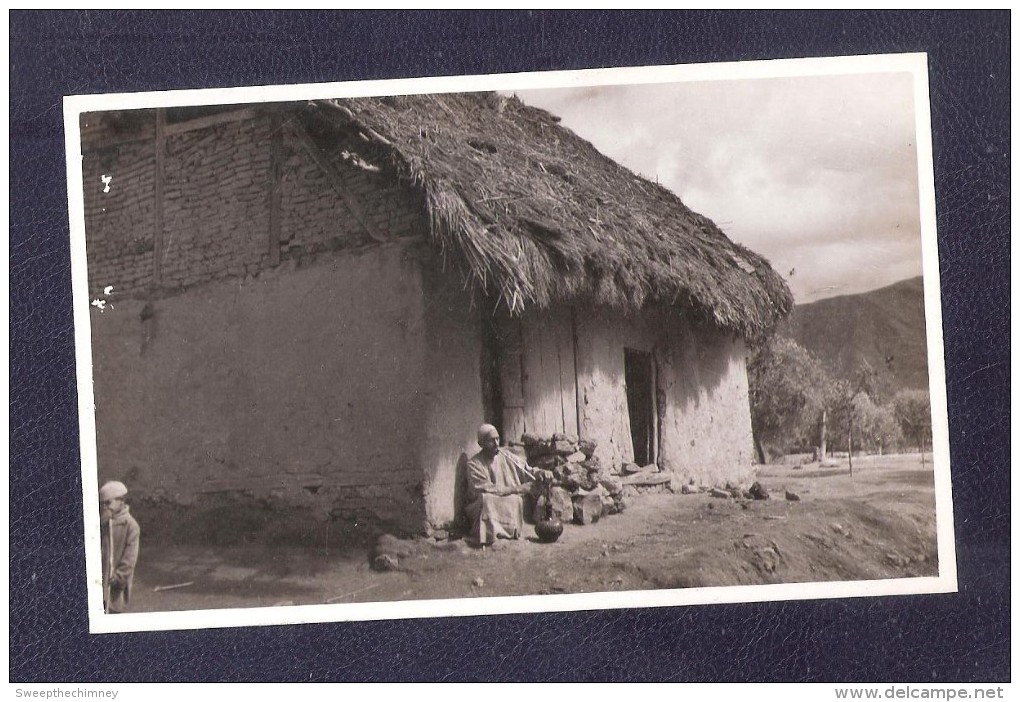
[534,516,564,543]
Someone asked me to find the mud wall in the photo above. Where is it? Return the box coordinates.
[571,306,754,485]
[573,308,651,467]
[417,265,486,529]
[89,244,429,531]
[656,316,756,487]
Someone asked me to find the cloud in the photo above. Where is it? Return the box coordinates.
[516,72,924,303]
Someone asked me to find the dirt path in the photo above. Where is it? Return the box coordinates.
[130,454,938,612]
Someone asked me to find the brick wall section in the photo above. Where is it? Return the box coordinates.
[82,109,427,301]
[82,138,157,296]
[278,123,424,261]
[159,118,274,290]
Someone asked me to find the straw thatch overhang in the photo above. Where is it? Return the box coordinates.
[300,92,793,340]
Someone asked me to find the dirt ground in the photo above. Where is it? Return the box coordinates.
[129,453,938,612]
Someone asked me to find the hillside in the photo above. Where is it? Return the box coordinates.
[781,277,930,393]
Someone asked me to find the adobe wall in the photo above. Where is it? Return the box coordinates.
[417,265,486,530]
[573,308,651,467]
[656,316,756,487]
[89,244,430,532]
[573,306,754,486]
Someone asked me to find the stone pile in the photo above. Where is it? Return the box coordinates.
[516,433,626,525]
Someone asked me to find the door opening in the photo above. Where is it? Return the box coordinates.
[480,313,504,433]
[624,348,656,466]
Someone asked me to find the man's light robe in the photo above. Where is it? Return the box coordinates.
[465,449,532,544]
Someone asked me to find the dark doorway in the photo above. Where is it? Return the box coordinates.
[624,348,655,466]
[479,312,504,433]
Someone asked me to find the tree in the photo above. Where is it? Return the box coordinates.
[850,393,904,455]
[747,337,831,464]
[894,389,932,456]
[824,361,876,476]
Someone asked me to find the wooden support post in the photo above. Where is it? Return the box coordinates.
[152,108,166,290]
[268,112,283,266]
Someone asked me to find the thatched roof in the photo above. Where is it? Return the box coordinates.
[303,92,792,339]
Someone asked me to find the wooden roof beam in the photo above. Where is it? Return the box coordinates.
[291,120,389,244]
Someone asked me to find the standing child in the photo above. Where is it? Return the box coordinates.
[99,480,140,613]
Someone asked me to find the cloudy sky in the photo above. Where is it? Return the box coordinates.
[517,73,923,304]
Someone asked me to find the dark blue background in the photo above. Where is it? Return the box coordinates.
[10,11,1009,681]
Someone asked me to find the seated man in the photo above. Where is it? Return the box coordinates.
[464,424,535,545]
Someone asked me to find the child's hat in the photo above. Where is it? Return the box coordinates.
[99,481,128,501]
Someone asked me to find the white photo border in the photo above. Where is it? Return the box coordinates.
[64,51,956,635]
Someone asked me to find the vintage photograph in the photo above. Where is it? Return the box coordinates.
[66,55,953,632]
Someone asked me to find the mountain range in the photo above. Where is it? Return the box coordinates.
[780,276,930,394]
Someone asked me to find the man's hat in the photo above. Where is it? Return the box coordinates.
[99,481,128,502]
